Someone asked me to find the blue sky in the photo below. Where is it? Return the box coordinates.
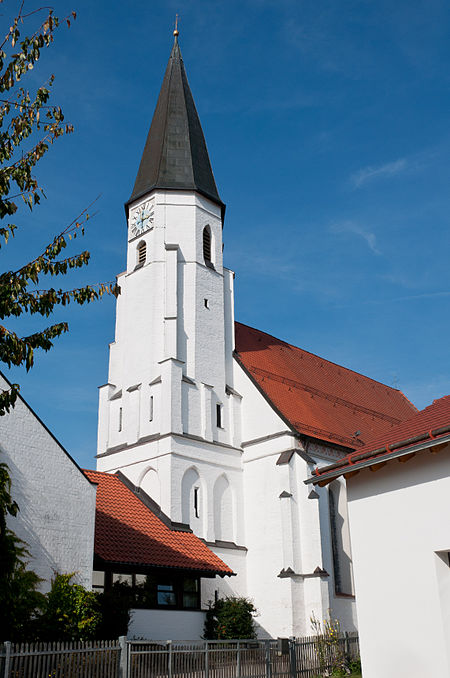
[4,0,450,469]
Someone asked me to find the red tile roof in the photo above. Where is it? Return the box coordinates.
[84,470,233,576]
[311,395,450,482]
[235,322,417,450]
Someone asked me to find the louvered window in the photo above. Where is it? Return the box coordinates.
[203,227,211,264]
[137,241,146,266]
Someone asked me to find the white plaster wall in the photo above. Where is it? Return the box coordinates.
[243,445,295,638]
[347,446,450,678]
[237,366,355,638]
[128,609,206,640]
[0,375,96,591]
[201,548,248,606]
[234,361,289,443]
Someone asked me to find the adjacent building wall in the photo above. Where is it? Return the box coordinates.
[0,374,96,591]
[129,609,206,641]
[347,446,450,678]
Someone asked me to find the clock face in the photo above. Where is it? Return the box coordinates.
[130,201,154,237]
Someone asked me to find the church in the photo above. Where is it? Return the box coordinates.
[93,31,417,639]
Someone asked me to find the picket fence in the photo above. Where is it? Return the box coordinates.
[0,634,359,678]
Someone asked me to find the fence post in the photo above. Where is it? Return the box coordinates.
[119,636,128,678]
[265,640,272,678]
[236,640,241,678]
[168,640,173,678]
[3,642,11,678]
[288,638,296,678]
[205,641,209,678]
[344,632,350,660]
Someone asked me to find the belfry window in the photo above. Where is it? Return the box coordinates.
[137,241,146,266]
[203,226,212,265]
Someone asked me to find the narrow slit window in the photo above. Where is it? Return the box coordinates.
[216,403,222,429]
[137,241,146,266]
[203,227,211,264]
[149,395,154,422]
[204,298,209,309]
[194,487,199,518]
[118,407,123,432]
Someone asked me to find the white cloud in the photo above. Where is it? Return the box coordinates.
[330,220,381,254]
[350,158,408,188]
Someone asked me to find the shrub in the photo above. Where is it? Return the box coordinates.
[204,596,257,639]
[310,612,347,677]
[37,573,101,641]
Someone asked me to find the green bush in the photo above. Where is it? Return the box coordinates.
[37,573,101,641]
[203,596,258,639]
[0,460,45,641]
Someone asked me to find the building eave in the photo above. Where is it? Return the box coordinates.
[305,433,450,487]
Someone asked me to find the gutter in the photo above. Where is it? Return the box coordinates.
[305,431,450,486]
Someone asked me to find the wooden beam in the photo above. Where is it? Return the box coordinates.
[369,461,387,472]
[430,443,448,455]
[318,477,335,487]
[344,469,360,480]
[398,452,416,463]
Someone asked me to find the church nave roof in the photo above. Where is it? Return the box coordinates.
[235,322,417,451]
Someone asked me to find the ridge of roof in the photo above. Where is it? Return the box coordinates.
[234,321,415,397]
[84,469,233,576]
[127,36,224,214]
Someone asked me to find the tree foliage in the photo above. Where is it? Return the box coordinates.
[0,2,119,416]
[0,459,45,640]
[204,597,258,640]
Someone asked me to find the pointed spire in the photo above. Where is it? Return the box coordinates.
[127,34,224,214]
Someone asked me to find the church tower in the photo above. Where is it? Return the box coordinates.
[96,33,244,554]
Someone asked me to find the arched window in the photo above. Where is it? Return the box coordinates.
[203,226,212,265]
[181,467,204,536]
[137,240,146,266]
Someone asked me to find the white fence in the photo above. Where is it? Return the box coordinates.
[0,634,359,678]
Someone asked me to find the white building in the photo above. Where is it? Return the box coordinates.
[96,33,418,639]
[307,395,450,678]
[1,372,96,591]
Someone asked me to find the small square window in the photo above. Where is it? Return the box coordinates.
[157,582,176,606]
[113,573,132,586]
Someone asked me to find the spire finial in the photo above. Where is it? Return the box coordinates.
[173,13,179,37]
